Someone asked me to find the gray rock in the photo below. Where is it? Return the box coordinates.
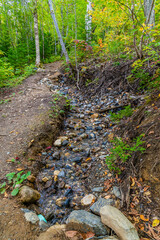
[52,152,60,160]
[92,187,104,192]
[66,210,108,236]
[24,211,39,224]
[19,186,41,203]
[90,198,115,216]
[100,206,140,240]
[58,170,65,178]
[39,220,49,231]
[54,139,62,147]
[71,157,83,163]
[112,186,121,199]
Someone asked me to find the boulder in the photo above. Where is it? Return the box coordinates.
[100,206,139,240]
[66,210,108,236]
[19,186,40,203]
[90,198,115,216]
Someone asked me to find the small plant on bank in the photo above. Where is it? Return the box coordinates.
[0,171,31,196]
[110,105,133,122]
[106,134,145,174]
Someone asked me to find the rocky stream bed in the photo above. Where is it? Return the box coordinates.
[18,75,141,240]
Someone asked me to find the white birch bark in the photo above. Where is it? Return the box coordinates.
[144,0,155,27]
[33,0,40,67]
[48,0,69,62]
[85,0,92,42]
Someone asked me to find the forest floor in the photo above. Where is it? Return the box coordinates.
[0,60,160,240]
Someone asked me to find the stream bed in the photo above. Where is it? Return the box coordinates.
[35,78,126,224]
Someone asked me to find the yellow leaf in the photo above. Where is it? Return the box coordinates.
[152,219,160,227]
[16,168,23,171]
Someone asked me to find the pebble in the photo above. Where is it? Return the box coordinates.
[81,194,96,206]
[54,170,60,176]
[54,139,62,147]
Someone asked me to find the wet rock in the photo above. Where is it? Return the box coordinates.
[81,194,96,207]
[71,157,83,163]
[52,151,60,160]
[39,220,49,231]
[24,211,39,224]
[58,170,65,178]
[79,133,88,139]
[42,177,49,182]
[100,206,139,240]
[56,197,67,207]
[90,198,115,216]
[19,186,40,203]
[112,186,121,199]
[54,170,60,176]
[62,140,69,146]
[66,210,108,236]
[92,187,104,192]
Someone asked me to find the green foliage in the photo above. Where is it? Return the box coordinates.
[106,134,146,174]
[0,64,36,88]
[110,105,133,122]
[0,171,31,196]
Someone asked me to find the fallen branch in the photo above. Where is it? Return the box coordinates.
[97,104,128,113]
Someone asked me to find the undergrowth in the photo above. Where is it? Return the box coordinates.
[110,105,133,122]
[0,171,31,196]
[106,134,146,174]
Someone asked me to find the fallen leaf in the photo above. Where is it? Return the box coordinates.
[131,177,135,187]
[16,168,23,171]
[147,144,151,148]
[149,131,154,135]
[140,215,149,222]
[152,219,160,227]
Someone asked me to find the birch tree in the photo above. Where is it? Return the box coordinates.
[85,0,92,42]
[144,0,155,27]
[33,0,40,67]
[48,0,69,62]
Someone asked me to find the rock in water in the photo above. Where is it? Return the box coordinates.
[66,210,108,236]
[19,186,41,203]
[100,206,139,240]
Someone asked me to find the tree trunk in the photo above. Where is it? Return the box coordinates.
[85,0,92,43]
[33,0,40,67]
[144,0,155,27]
[48,0,69,62]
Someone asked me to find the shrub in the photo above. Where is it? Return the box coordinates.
[106,134,145,174]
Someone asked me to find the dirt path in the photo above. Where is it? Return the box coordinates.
[0,62,65,240]
[0,62,62,178]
